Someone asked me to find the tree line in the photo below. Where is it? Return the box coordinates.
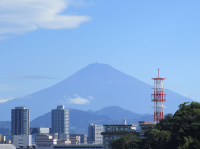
[110,102,200,149]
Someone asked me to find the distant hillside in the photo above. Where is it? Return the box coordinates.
[0,121,11,140]
[31,108,113,134]
[0,63,192,120]
[0,106,153,139]
[95,106,141,121]
[30,106,153,134]
[0,121,10,130]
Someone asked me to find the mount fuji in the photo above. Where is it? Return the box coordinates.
[0,63,192,120]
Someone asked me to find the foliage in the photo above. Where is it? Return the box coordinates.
[142,129,171,149]
[109,133,142,149]
[170,102,200,148]
[110,102,200,149]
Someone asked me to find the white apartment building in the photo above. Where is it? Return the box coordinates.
[13,135,32,148]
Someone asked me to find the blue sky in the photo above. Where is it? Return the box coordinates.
[0,0,200,102]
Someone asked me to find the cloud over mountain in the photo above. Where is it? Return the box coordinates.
[0,0,90,35]
[68,95,90,105]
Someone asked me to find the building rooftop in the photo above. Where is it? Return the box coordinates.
[54,144,103,148]
[15,106,26,109]
[57,105,64,109]
[138,121,154,124]
[103,124,137,127]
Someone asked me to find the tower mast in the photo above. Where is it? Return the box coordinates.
[152,69,166,122]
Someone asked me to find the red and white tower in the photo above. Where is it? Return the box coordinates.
[152,68,166,122]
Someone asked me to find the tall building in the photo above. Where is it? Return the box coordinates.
[51,105,69,140]
[11,106,32,148]
[11,107,30,136]
[87,124,103,144]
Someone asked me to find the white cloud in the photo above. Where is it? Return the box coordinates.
[0,97,14,103]
[0,0,90,35]
[68,95,90,105]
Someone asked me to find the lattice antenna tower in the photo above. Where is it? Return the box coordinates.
[152,68,166,122]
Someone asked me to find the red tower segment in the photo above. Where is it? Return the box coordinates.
[152,68,166,122]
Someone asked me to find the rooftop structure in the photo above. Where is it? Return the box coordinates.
[138,121,154,136]
[12,135,32,149]
[101,121,137,149]
[30,127,50,144]
[35,134,57,149]
[53,144,103,149]
[70,135,80,144]
[30,127,50,134]
[70,134,87,144]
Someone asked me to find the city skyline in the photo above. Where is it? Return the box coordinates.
[1,0,200,104]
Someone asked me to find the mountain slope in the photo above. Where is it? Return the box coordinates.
[0,63,192,120]
[0,121,11,140]
[95,106,141,121]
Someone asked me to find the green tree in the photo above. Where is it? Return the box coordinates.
[109,133,142,149]
[156,113,173,131]
[110,102,200,149]
[170,102,200,148]
[143,129,171,149]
